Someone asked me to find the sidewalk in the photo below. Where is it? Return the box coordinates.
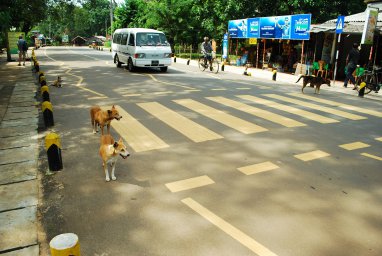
[174,57,381,101]
[0,53,40,255]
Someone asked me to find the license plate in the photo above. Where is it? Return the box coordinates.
[151,60,159,66]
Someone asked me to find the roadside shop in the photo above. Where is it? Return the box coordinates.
[226,14,312,74]
[310,1,381,79]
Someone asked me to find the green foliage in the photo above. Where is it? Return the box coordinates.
[4,0,365,48]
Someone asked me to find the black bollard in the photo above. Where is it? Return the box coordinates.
[40,76,46,86]
[41,86,50,102]
[42,101,54,127]
[45,133,63,171]
[359,82,366,97]
[221,63,225,71]
[272,70,277,81]
[187,59,190,65]
[174,56,176,63]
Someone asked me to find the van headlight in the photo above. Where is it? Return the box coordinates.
[134,53,145,58]
[164,53,172,58]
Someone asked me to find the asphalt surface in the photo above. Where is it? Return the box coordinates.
[37,46,382,256]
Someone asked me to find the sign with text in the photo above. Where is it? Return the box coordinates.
[228,19,247,38]
[222,34,228,59]
[8,32,25,54]
[361,9,378,45]
[247,18,260,38]
[229,14,311,40]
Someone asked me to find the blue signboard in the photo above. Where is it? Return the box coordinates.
[228,19,247,38]
[335,16,345,34]
[247,18,260,38]
[229,14,311,40]
[290,14,311,40]
[259,16,276,38]
[222,34,228,59]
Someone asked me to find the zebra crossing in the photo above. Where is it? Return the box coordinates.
[109,93,376,153]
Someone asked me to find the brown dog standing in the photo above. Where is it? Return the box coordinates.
[90,105,122,134]
[99,134,130,181]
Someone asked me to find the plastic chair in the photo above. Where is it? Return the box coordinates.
[316,60,325,77]
[324,63,333,79]
[312,62,319,76]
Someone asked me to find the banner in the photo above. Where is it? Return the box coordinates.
[247,18,260,38]
[229,14,311,40]
[228,19,247,38]
[290,14,311,40]
[361,9,378,45]
[8,32,25,54]
[222,34,228,59]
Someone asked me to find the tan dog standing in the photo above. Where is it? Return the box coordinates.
[99,135,130,181]
[90,105,122,134]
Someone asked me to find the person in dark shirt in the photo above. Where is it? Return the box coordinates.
[344,43,360,88]
[17,35,27,66]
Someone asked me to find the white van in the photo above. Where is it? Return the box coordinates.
[112,28,172,72]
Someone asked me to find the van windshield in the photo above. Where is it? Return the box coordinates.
[136,33,169,46]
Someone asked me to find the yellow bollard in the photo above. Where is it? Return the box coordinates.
[45,133,63,172]
[50,233,80,256]
[359,82,366,97]
[41,85,50,102]
[42,101,54,127]
[272,70,277,81]
[40,76,47,86]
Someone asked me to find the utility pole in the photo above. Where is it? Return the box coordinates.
[110,0,114,39]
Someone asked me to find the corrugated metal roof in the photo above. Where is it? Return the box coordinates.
[312,3,382,34]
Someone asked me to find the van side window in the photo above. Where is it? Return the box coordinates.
[122,34,128,45]
[128,34,135,46]
[113,34,119,44]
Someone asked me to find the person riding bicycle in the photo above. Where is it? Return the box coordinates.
[201,36,213,70]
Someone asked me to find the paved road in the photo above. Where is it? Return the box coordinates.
[38,46,382,256]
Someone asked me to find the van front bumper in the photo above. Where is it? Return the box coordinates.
[134,59,172,67]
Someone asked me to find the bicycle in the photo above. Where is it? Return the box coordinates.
[354,66,382,94]
[198,53,219,74]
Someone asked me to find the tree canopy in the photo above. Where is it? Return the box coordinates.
[1,0,366,47]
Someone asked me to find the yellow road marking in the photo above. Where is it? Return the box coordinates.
[145,74,194,89]
[265,94,366,120]
[238,161,279,175]
[44,49,107,98]
[123,93,142,97]
[165,175,214,192]
[181,198,278,256]
[137,102,223,142]
[88,96,108,100]
[211,88,227,91]
[153,91,173,95]
[339,142,370,150]
[236,87,251,90]
[184,89,201,92]
[294,150,330,161]
[207,96,306,128]
[375,137,382,142]
[361,153,382,161]
[289,93,382,118]
[174,99,267,134]
[237,95,339,124]
[108,105,169,152]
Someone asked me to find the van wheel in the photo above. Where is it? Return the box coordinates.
[127,59,135,72]
[160,67,168,72]
[115,55,122,68]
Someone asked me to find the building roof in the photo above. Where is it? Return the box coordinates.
[311,2,382,34]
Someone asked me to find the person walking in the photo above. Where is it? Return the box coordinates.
[343,42,360,88]
[17,35,27,66]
